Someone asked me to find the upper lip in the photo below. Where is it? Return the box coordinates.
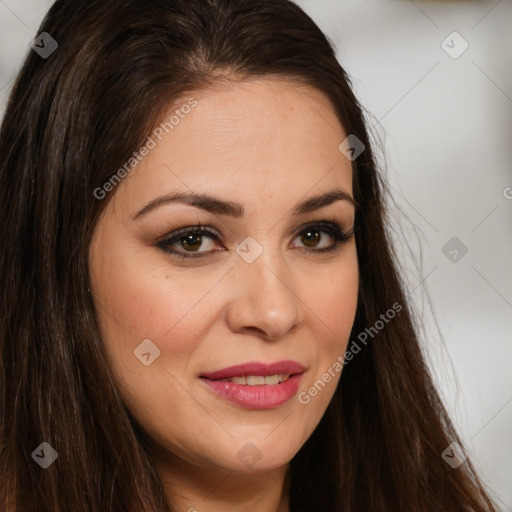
[200,360,306,380]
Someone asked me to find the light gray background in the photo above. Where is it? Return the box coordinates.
[0,0,510,508]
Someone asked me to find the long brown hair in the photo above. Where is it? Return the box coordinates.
[0,0,500,510]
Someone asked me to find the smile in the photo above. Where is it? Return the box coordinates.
[200,361,306,409]
[216,374,291,385]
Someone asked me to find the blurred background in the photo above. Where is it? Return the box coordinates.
[0,0,511,508]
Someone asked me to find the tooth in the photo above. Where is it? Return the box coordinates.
[246,375,265,385]
[263,374,279,385]
[216,374,294,385]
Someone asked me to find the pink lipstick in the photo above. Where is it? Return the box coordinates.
[200,360,306,409]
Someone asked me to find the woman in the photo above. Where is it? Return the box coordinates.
[0,0,500,510]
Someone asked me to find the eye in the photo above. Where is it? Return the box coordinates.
[156,223,222,259]
[291,220,354,254]
[156,220,354,259]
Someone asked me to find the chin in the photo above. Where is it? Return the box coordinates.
[223,437,301,474]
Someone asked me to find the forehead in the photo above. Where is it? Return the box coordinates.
[110,78,353,217]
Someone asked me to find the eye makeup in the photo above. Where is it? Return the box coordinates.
[155,218,354,260]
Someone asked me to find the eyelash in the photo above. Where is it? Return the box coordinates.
[156,219,354,259]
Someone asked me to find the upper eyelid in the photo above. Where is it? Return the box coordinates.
[162,220,343,238]
[157,220,347,250]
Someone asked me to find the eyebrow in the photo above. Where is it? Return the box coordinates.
[133,189,356,220]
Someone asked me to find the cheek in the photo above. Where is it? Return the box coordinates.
[89,252,224,450]
[90,245,228,369]
[299,254,358,400]
[305,254,359,347]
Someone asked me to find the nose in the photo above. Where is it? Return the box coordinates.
[225,246,305,341]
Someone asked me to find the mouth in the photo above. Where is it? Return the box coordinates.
[200,360,306,381]
[213,374,292,385]
[199,360,306,409]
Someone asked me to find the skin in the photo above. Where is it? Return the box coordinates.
[89,77,359,512]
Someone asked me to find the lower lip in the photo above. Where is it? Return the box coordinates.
[200,374,303,409]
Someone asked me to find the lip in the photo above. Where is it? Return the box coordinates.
[199,360,306,410]
[200,360,306,380]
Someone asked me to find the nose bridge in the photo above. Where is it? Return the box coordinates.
[227,239,303,339]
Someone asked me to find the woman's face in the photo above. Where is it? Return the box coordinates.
[89,78,359,476]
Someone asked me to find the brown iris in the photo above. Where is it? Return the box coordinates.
[181,234,203,251]
[301,228,320,248]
